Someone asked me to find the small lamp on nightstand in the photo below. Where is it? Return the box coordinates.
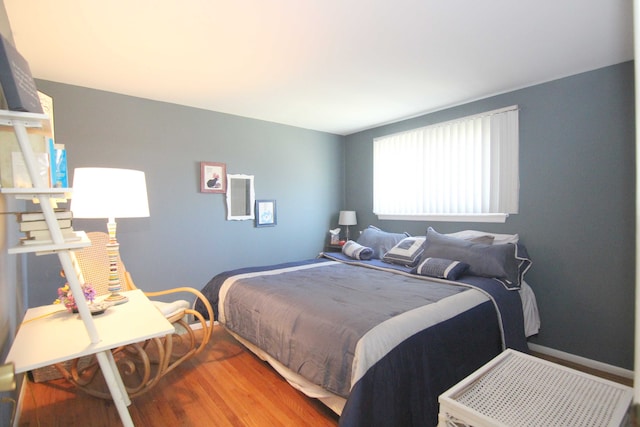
[70,167,150,305]
[338,210,357,241]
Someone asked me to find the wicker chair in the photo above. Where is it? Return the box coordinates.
[55,231,214,399]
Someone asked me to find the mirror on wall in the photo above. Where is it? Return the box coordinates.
[226,174,255,220]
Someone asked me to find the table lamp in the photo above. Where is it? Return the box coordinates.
[338,210,357,241]
[70,167,150,304]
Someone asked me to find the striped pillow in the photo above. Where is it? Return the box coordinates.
[413,257,469,280]
[342,240,374,260]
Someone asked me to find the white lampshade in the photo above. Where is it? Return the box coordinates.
[338,210,357,226]
[70,168,150,219]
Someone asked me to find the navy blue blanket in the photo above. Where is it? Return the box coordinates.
[194,254,528,426]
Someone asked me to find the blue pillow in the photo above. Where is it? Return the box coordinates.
[356,226,410,259]
[420,227,531,290]
[382,237,425,267]
[413,257,469,280]
[342,240,374,260]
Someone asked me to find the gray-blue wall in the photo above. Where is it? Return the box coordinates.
[13,62,637,386]
[344,61,635,370]
[24,81,344,308]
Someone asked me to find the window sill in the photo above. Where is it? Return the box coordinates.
[376,213,509,223]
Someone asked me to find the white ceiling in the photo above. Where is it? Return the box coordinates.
[3,0,634,135]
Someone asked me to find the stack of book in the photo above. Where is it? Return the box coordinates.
[17,210,79,245]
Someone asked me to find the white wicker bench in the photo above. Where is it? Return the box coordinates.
[438,349,633,427]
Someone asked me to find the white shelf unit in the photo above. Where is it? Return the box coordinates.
[0,187,71,196]
[0,109,172,427]
[0,110,100,339]
[6,230,90,255]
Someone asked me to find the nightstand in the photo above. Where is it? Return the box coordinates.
[324,243,343,252]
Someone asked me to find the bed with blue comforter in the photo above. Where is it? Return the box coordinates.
[194,227,536,426]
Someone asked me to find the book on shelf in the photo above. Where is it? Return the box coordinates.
[11,150,50,188]
[48,139,67,188]
[20,232,82,246]
[0,34,43,113]
[19,218,72,232]
[22,227,79,243]
[17,210,72,222]
[0,131,49,188]
[38,91,54,137]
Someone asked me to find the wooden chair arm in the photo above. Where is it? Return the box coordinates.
[124,271,214,333]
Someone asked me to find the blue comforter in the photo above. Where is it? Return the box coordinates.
[195,253,528,426]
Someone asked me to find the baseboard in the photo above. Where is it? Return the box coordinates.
[528,343,634,380]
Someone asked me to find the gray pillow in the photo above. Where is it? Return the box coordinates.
[467,235,495,245]
[421,227,527,289]
[356,226,410,259]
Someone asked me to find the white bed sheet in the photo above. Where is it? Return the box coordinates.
[227,329,348,415]
[519,280,541,337]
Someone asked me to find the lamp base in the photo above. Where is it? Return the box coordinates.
[105,222,127,305]
[104,293,129,305]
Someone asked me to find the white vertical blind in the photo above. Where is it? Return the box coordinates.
[373,106,519,221]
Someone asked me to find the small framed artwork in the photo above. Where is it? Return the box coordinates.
[200,162,227,193]
[255,199,277,227]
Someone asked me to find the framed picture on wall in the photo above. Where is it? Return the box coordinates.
[255,199,277,227]
[200,162,227,193]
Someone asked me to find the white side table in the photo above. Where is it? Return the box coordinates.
[5,289,174,426]
[438,349,633,427]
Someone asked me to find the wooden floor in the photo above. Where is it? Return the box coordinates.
[17,325,633,427]
[18,325,339,427]
[531,350,633,387]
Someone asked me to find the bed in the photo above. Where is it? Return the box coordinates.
[194,227,540,426]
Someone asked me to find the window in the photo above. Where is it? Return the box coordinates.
[373,105,519,223]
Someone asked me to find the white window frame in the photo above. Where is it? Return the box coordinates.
[373,105,519,223]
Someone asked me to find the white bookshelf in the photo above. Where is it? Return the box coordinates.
[0,110,172,426]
